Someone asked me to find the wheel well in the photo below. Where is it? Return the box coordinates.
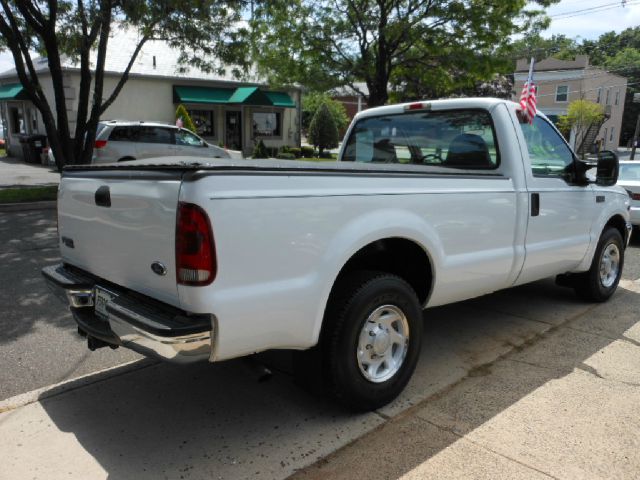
[332,238,432,305]
[604,214,626,241]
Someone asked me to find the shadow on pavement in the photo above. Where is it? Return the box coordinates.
[35,276,640,480]
[291,285,640,479]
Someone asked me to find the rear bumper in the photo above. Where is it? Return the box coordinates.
[42,264,214,364]
[630,206,640,227]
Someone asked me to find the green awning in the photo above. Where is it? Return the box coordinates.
[265,91,296,108]
[174,85,296,108]
[173,86,234,104]
[0,83,26,100]
[228,87,272,106]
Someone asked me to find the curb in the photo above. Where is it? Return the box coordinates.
[0,358,158,414]
[0,200,57,212]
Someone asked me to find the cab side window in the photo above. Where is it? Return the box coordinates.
[138,127,173,144]
[519,116,574,177]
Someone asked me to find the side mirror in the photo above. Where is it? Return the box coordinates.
[595,150,619,186]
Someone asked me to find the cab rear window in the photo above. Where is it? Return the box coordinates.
[342,109,499,169]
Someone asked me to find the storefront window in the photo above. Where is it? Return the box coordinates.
[252,111,281,137]
[188,109,215,137]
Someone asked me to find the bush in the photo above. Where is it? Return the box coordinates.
[319,151,334,159]
[175,104,197,133]
[276,152,295,160]
[279,145,291,154]
[289,147,301,157]
[308,102,339,155]
[252,139,269,158]
[301,146,315,158]
[302,92,349,134]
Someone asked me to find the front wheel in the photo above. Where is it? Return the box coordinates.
[322,272,423,411]
[575,227,624,302]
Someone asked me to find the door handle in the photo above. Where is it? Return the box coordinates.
[531,193,540,217]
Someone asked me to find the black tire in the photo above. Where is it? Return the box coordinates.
[574,227,624,302]
[321,271,423,411]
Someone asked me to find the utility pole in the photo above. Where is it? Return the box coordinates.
[631,93,640,160]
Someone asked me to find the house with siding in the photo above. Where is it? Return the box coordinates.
[0,31,301,159]
[514,55,627,153]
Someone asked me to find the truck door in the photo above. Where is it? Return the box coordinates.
[515,114,595,285]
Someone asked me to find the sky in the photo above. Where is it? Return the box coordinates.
[0,0,639,74]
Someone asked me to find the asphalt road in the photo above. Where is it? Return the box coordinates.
[0,207,140,401]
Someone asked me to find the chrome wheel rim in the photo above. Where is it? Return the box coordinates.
[356,305,410,383]
[599,243,620,288]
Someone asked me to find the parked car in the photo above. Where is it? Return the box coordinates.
[43,98,631,411]
[0,120,5,148]
[47,121,242,165]
[617,160,640,226]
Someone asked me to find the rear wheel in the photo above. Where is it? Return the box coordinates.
[574,227,624,302]
[322,271,423,411]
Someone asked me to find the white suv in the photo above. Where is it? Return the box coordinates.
[91,121,236,163]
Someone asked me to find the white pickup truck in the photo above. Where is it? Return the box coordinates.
[43,98,632,410]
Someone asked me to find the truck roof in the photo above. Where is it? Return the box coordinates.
[355,97,514,121]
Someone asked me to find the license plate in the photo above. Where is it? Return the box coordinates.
[94,286,117,320]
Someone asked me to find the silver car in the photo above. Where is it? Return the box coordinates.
[91,121,237,163]
[618,160,640,226]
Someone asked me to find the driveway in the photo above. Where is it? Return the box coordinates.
[0,231,639,479]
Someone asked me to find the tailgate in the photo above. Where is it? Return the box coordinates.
[58,170,183,307]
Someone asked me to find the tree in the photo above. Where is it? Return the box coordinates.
[558,100,604,158]
[175,104,197,133]
[0,1,248,169]
[308,102,338,155]
[302,92,349,134]
[251,0,558,107]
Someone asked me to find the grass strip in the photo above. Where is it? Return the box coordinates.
[0,185,58,204]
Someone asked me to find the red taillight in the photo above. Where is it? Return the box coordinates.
[176,202,216,286]
[95,140,108,149]
[626,190,640,201]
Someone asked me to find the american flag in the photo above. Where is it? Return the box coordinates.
[519,57,537,124]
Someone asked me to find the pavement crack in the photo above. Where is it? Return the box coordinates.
[416,416,560,479]
[577,363,640,388]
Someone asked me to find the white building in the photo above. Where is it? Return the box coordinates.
[0,31,301,158]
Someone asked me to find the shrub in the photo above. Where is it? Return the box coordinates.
[279,145,291,154]
[301,146,315,158]
[302,92,349,134]
[276,152,295,160]
[252,139,269,158]
[175,104,197,133]
[319,151,334,159]
[308,103,339,155]
[289,147,301,157]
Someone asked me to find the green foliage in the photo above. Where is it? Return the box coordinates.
[302,93,349,133]
[276,152,295,159]
[252,139,269,158]
[559,100,605,158]
[0,1,249,167]
[0,186,58,204]
[289,147,301,157]
[308,103,339,154]
[175,104,197,133]
[301,146,316,158]
[251,0,558,106]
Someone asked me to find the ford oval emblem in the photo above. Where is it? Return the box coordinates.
[151,261,167,276]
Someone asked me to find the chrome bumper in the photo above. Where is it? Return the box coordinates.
[625,221,633,248]
[42,264,214,364]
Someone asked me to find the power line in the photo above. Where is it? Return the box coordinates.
[548,0,639,19]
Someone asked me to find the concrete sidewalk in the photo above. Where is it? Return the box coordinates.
[1,273,639,480]
[0,155,60,187]
[293,280,640,480]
